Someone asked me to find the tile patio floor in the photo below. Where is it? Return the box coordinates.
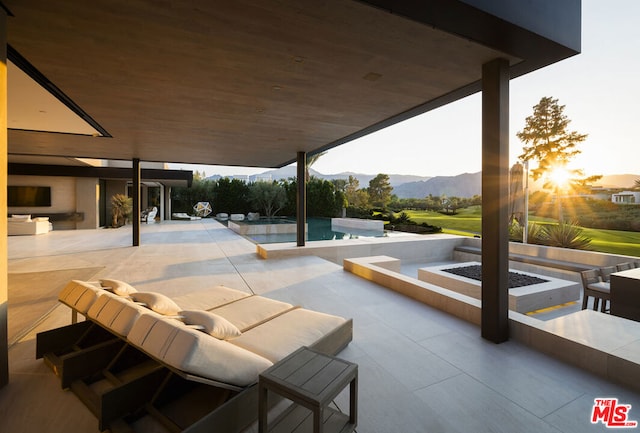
[1,219,638,432]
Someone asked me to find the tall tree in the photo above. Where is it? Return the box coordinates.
[368,173,393,209]
[305,151,327,181]
[344,175,362,207]
[213,177,250,214]
[248,181,287,218]
[517,96,600,220]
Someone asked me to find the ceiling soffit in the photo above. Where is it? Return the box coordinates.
[5,0,578,168]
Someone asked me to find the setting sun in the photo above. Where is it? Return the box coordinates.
[548,166,572,189]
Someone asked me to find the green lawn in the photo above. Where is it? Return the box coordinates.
[580,227,640,257]
[401,207,640,257]
[405,207,482,235]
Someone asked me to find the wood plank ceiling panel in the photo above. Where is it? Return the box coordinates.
[6,0,517,168]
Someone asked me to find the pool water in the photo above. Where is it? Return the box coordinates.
[243,217,388,244]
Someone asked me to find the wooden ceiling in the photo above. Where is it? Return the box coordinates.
[4,0,580,169]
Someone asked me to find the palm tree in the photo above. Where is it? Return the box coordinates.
[305,151,327,181]
[111,194,132,227]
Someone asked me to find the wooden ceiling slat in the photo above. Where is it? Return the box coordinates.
[5,0,575,167]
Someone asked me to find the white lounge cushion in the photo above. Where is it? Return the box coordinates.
[10,214,31,221]
[58,280,104,314]
[229,308,347,363]
[210,296,293,331]
[128,314,272,386]
[172,285,251,311]
[100,278,138,297]
[132,292,182,315]
[180,310,241,340]
[88,294,159,337]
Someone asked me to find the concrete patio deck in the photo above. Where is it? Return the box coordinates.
[2,219,639,432]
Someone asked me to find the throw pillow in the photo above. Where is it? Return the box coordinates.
[132,292,182,315]
[180,309,241,340]
[100,278,138,297]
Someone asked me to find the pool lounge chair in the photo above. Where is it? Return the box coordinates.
[172,212,201,220]
[141,207,158,223]
[37,280,353,432]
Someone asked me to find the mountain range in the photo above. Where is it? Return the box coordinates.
[207,167,639,199]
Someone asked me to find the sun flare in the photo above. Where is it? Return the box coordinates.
[548,166,571,189]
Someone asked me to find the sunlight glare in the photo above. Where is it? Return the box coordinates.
[548,166,571,189]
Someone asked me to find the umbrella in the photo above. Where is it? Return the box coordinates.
[193,201,212,217]
[509,162,524,225]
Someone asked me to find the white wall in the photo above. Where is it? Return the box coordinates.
[75,178,99,229]
[611,191,640,204]
[8,175,76,228]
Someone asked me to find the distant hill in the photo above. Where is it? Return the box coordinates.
[394,172,482,198]
[313,171,430,188]
[595,174,639,189]
[207,167,430,187]
[206,168,638,199]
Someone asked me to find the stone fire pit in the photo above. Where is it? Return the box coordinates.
[418,261,580,313]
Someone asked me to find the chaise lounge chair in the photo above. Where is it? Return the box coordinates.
[38,280,353,432]
[171,212,201,221]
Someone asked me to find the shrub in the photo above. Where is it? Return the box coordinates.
[345,206,372,219]
[385,222,442,234]
[392,211,412,224]
[509,221,546,244]
[111,194,132,227]
[541,221,592,250]
[248,181,287,218]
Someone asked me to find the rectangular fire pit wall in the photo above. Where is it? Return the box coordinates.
[418,262,581,313]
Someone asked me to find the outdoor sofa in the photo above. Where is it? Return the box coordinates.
[8,214,51,235]
[37,279,352,432]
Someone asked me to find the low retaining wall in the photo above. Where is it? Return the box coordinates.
[331,218,384,231]
[454,238,640,282]
[344,255,481,325]
[229,220,303,236]
[257,234,466,264]
[344,255,640,394]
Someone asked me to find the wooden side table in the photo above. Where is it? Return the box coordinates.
[258,346,358,433]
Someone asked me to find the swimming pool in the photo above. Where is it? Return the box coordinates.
[233,217,389,244]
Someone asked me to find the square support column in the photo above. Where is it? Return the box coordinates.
[0,6,9,388]
[132,158,141,247]
[481,58,510,343]
[296,151,306,247]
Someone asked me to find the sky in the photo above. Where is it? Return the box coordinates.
[171,0,639,179]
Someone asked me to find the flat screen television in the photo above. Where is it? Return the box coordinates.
[8,186,52,207]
